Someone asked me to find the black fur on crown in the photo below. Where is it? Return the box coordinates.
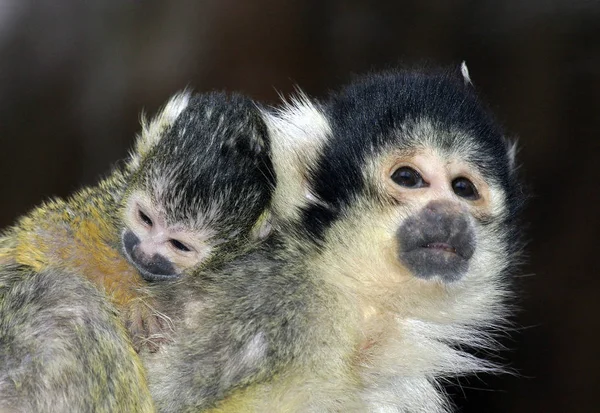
[139,92,275,236]
[301,67,525,256]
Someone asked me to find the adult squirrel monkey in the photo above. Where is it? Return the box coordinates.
[145,64,525,412]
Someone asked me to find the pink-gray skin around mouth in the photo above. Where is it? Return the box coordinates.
[397,200,476,282]
[122,230,177,281]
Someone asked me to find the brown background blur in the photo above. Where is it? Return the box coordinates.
[0,1,598,411]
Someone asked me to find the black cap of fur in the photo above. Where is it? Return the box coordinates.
[138,92,275,238]
[302,68,524,255]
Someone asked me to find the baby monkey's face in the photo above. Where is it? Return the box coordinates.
[120,192,216,282]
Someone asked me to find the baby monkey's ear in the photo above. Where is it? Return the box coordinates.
[250,209,273,240]
[224,106,271,160]
[128,90,191,171]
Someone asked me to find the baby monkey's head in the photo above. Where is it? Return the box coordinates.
[120,92,274,282]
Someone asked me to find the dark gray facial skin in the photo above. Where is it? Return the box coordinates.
[122,230,177,282]
[397,200,476,282]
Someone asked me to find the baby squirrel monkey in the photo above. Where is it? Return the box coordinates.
[0,91,274,413]
[0,91,275,351]
[145,64,525,412]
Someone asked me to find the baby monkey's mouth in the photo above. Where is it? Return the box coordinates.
[121,230,179,282]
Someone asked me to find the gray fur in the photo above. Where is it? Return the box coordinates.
[0,266,152,412]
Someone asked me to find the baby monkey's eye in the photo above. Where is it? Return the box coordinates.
[391,167,427,188]
[452,177,480,200]
[138,209,153,227]
[170,239,192,252]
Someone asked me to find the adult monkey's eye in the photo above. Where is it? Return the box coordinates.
[391,167,427,188]
[138,208,153,227]
[452,177,480,200]
[170,239,192,252]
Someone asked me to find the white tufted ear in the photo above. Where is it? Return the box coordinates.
[128,91,191,170]
[261,90,331,222]
[460,61,472,85]
[506,139,519,173]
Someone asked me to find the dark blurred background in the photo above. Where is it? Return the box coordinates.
[1,1,598,411]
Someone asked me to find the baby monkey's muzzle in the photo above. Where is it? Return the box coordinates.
[122,230,177,282]
[397,200,476,282]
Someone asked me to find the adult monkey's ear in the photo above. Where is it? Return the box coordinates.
[459,61,473,86]
[261,91,332,223]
